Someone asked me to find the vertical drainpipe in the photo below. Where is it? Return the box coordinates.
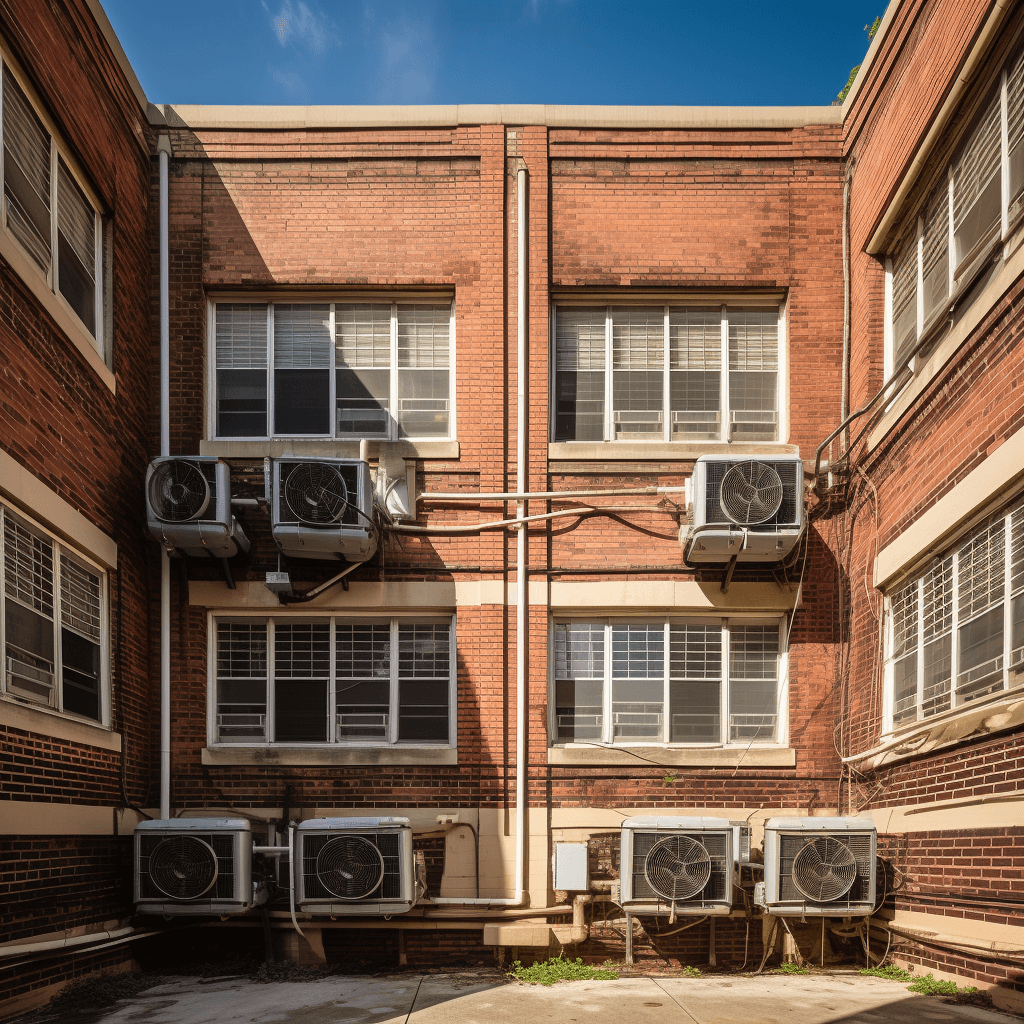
[514,165,528,907]
[158,135,172,821]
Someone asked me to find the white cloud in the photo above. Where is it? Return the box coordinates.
[262,0,338,56]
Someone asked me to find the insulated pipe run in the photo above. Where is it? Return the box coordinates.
[434,165,528,908]
[418,486,688,502]
[390,504,668,535]
[157,136,172,822]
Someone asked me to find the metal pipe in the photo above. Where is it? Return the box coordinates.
[418,486,688,502]
[158,136,172,822]
[841,171,851,426]
[0,926,138,960]
[435,165,529,908]
[389,503,669,535]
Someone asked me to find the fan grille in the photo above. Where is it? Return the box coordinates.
[284,463,350,526]
[791,836,858,902]
[147,835,219,900]
[643,835,713,902]
[148,461,211,523]
[316,835,385,900]
[719,461,784,525]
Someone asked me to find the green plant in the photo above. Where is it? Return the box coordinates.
[907,973,980,997]
[837,16,883,102]
[679,965,702,977]
[859,964,912,982]
[509,954,618,986]
[771,961,810,975]
[662,772,678,785]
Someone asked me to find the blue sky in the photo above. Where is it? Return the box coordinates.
[102,1,886,108]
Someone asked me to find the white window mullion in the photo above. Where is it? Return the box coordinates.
[266,618,276,742]
[1004,514,1013,695]
[883,258,894,380]
[328,305,337,439]
[950,551,960,707]
[390,303,399,442]
[662,307,671,442]
[719,305,729,443]
[328,618,336,743]
[390,619,400,744]
[915,215,925,339]
[48,138,57,290]
[776,617,788,746]
[602,621,613,744]
[604,309,613,442]
[721,619,730,744]
[93,209,103,353]
[947,169,956,297]
[52,539,63,713]
[662,621,670,742]
[915,578,925,722]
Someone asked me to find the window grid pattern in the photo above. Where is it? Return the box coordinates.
[214,301,452,440]
[553,304,780,443]
[0,504,105,723]
[214,618,453,746]
[887,502,1024,729]
[553,619,781,747]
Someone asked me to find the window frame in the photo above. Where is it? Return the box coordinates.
[884,44,1024,382]
[207,298,457,443]
[883,498,1024,735]
[0,500,109,727]
[548,615,787,749]
[0,51,108,362]
[549,301,786,445]
[208,613,458,748]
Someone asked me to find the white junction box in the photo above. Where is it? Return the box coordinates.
[553,842,589,891]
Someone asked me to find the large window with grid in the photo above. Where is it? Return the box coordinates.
[552,618,782,746]
[886,500,1024,730]
[213,617,454,746]
[1,60,108,355]
[1,502,106,724]
[553,304,781,443]
[212,301,453,440]
[887,43,1024,376]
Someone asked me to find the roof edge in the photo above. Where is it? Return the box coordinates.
[153,102,843,131]
[87,0,148,114]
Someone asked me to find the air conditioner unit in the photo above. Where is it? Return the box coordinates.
[295,817,414,916]
[134,818,253,916]
[619,816,734,916]
[146,457,249,558]
[269,458,377,562]
[684,455,804,564]
[760,817,876,917]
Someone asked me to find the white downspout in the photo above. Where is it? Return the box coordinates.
[433,164,528,908]
[158,135,171,821]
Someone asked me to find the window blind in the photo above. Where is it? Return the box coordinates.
[398,305,450,368]
[274,305,331,369]
[555,308,606,371]
[670,309,721,369]
[57,162,95,276]
[59,555,100,641]
[4,514,53,617]
[336,303,391,367]
[216,305,268,369]
[953,95,1002,230]
[612,307,663,369]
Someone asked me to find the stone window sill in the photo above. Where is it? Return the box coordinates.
[547,745,795,767]
[202,745,458,766]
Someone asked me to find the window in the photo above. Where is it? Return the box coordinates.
[885,45,1024,376]
[552,618,782,746]
[0,502,106,723]
[1,63,107,352]
[886,499,1024,730]
[213,301,453,440]
[553,304,780,443]
[214,616,454,745]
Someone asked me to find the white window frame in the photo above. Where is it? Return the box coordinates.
[208,613,457,748]
[883,499,1024,735]
[549,615,787,748]
[0,500,109,727]
[208,299,456,442]
[0,50,107,359]
[885,46,1024,382]
[550,302,785,444]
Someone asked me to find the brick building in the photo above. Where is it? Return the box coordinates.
[1,0,1022,1015]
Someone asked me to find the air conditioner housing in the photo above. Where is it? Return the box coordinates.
[729,821,753,865]
[684,455,804,564]
[760,817,876,917]
[295,816,414,916]
[134,817,253,916]
[146,456,249,558]
[269,457,377,562]
[620,816,734,916]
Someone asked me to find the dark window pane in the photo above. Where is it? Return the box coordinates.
[337,368,390,435]
[398,678,448,741]
[336,678,390,739]
[61,628,100,720]
[57,231,95,334]
[670,679,720,742]
[555,370,604,441]
[922,635,951,718]
[957,605,1004,704]
[892,653,918,726]
[555,678,603,741]
[274,369,330,434]
[275,679,327,742]
[217,369,267,437]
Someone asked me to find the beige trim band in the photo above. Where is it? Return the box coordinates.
[548,746,796,767]
[200,440,459,460]
[0,697,120,750]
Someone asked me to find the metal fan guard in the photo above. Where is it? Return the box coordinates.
[316,835,385,900]
[643,835,713,902]
[149,461,210,523]
[148,835,219,900]
[285,463,349,526]
[791,836,857,902]
[719,461,784,526]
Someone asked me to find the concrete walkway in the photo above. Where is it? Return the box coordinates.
[72,972,1017,1024]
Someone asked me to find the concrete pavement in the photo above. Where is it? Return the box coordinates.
[68,972,1017,1024]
